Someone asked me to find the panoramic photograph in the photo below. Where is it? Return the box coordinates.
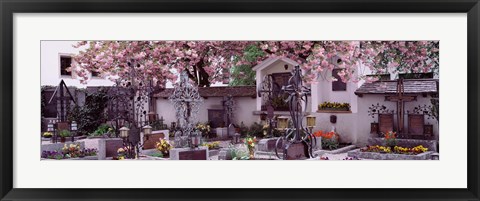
[40,40,439,160]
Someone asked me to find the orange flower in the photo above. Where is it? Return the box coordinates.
[313,130,323,137]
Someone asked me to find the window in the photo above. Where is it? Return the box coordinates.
[60,56,72,76]
[332,69,347,91]
[91,70,100,77]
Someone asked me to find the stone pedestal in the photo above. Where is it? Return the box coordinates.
[98,138,124,160]
[215,127,228,139]
[313,137,322,150]
[170,146,209,160]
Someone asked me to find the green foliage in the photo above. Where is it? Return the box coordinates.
[90,124,111,137]
[68,88,109,135]
[58,130,71,138]
[228,144,250,160]
[229,45,265,86]
[322,138,339,150]
[248,122,265,138]
[271,94,289,110]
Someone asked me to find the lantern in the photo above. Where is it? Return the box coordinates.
[47,122,54,132]
[143,125,152,135]
[191,130,201,147]
[306,115,316,128]
[277,116,289,130]
[119,127,130,139]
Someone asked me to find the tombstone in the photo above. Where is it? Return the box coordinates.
[169,147,209,160]
[98,138,124,159]
[284,141,309,160]
[208,109,225,128]
[57,122,70,131]
[228,124,236,137]
[142,130,167,150]
[378,113,394,134]
[408,114,424,137]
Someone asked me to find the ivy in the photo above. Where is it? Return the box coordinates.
[68,88,109,135]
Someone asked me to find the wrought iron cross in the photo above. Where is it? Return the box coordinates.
[169,71,203,147]
[281,65,311,141]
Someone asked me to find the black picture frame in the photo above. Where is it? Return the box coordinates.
[1,0,479,201]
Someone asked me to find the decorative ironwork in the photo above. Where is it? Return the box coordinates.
[47,79,77,122]
[169,70,204,148]
[409,104,435,120]
[47,79,77,143]
[223,95,235,135]
[257,74,274,109]
[274,65,314,159]
[107,59,163,158]
[367,103,394,119]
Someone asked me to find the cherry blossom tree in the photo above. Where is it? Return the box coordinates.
[70,41,439,87]
[70,41,251,87]
[245,41,439,83]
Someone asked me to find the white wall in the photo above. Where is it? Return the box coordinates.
[41,41,115,88]
[156,96,257,128]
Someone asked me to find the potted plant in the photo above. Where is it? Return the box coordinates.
[89,124,112,138]
[58,130,71,143]
[243,136,257,158]
[155,139,172,158]
[43,132,53,138]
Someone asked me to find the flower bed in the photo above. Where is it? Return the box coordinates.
[348,144,433,160]
[360,145,429,155]
[41,143,97,160]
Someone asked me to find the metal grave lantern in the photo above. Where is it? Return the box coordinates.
[142,125,152,141]
[169,70,204,148]
[119,126,130,139]
[306,115,316,133]
[274,65,314,160]
[143,125,152,135]
[70,121,78,142]
[277,116,289,131]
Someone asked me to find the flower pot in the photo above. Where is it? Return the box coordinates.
[60,137,66,143]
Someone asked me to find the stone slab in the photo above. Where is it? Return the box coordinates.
[347,149,434,160]
[170,146,209,160]
[313,144,357,157]
[257,138,283,152]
